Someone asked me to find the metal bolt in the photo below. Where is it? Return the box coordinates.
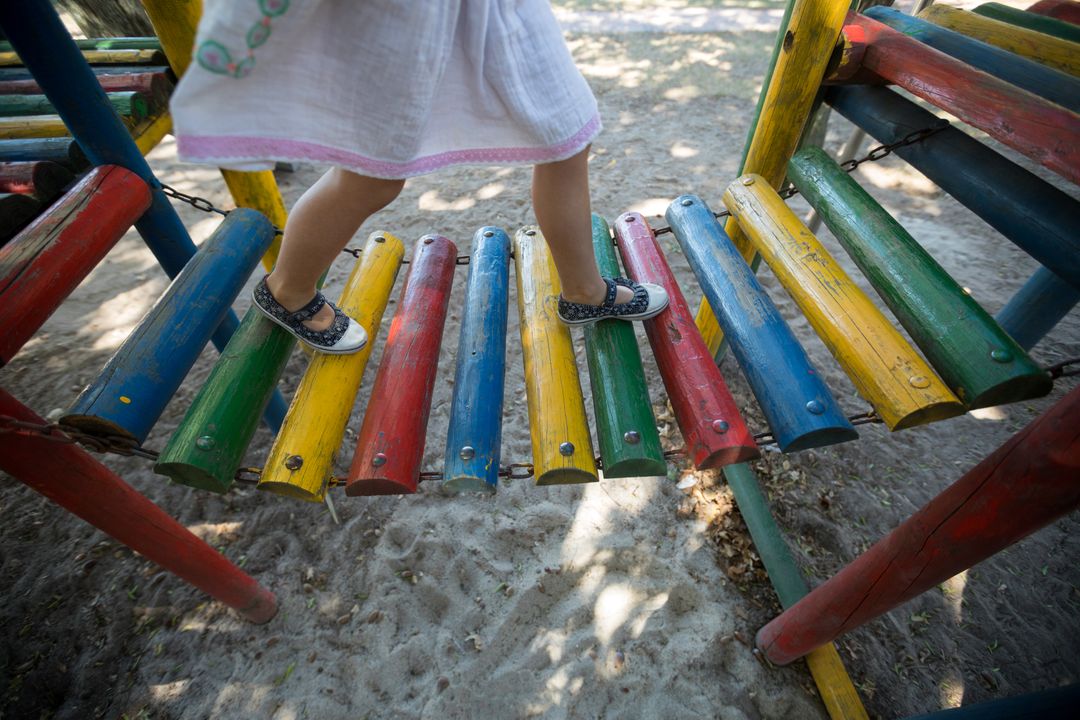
[741,176,755,186]
[559,442,575,456]
[375,235,386,243]
[483,230,494,238]
[284,455,303,471]
[459,445,476,461]
[623,431,641,445]
[711,419,730,434]
[990,349,1012,363]
[372,452,387,467]
[195,435,215,450]
[681,198,694,206]
[626,215,637,222]
[909,375,931,389]
[423,236,434,245]
[526,229,537,236]
[805,400,825,415]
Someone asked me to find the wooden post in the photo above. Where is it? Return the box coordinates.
[442,227,511,494]
[0,166,150,365]
[0,138,88,169]
[996,266,1080,350]
[0,388,277,624]
[1027,0,1080,25]
[667,195,856,451]
[0,160,74,197]
[0,48,166,67]
[0,91,149,119]
[613,212,758,470]
[756,385,1080,665]
[347,235,457,496]
[582,214,666,479]
[975,2,1080,41]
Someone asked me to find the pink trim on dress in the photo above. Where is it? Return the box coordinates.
[177,114,602,179]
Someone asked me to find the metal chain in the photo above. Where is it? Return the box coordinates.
[651,120,950,237]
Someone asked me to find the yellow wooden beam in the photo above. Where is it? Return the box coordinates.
[0,48,164,67]
[920,4,1080,76]
[695,0,852,354]
[0,115,69,139]
[724,174,963,429]
[806,644,871,720]
[133,112,172,155]
[513,226,597,485]
[258,232,404,502]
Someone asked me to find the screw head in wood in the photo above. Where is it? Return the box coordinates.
[559,442,575,456]
[284,455,303,471]
[423,236,434,244]
[459,446,476,461]
[483,230,494,238]
[681,198,693,206]
[909,376,931,389]
[375,235,386,243]
[805,400,825,415]
[526,229,537,236]
[741,176,755,186]
[623,431,641,445]
[372,452,387,467]
[195,435,215,450]
[990,349,1012,363]
[711,419,729,433]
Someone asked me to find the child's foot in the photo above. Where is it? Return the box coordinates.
[252,275,367,354]
[557,277,669,325]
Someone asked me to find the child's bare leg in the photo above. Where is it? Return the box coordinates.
[266,168,405,330]
[532,147,632,305]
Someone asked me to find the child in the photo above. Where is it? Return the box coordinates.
[171,0,668,353]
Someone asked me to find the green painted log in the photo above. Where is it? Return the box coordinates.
[154,306,295,493]
[975,3,1080,42]
[582,214,666,479]
[0,37,162,53]
[0,91,149,121]
[788,147,1051,408]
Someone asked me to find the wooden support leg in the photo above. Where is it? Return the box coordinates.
[0,388,277,624]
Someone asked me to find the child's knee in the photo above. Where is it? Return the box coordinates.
[330,168,405,212]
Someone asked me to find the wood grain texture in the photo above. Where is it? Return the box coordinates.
[757,383,1080,665]
[614,212,758,469]
[347,235,457,496]
[1028,0,1080,24]
[513,226,598,485]
[258,232,404,502]
[0,48,166,67]
[975,2,1080,42]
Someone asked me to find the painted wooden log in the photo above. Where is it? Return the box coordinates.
[0,49,167,67]
[154,301,295,493]
[581,215,666,479]
[826,85,1080,292]
[975,2,1080,42]
[0,160,74,197]
[442,227,511,494]
[904,684,1080,720]
[0,73,173,112]
[0,166,150,365]
[221,169,286,273]
[0,138,88,169]
[513,226,598,484]
[0,91,150,120]
[668,195,856,451]
[346,235,456,495]
[0,38,162,53]
[62,209,275,444]
[1028,0,1080,24]
[860,5,1080,113]
[919,3,1080,75]
[257,232,404,502]
[757,383,1080,665]
[0,389,277,624]
[996,266,1080,350]
[848,13,1080,185]
[724,175,963,429]
[0,193,41,242]
[0,114,77,139]
[695,0,852,354]
[133,112,172,156]
[788,147,1052,408]
[614,212,758,469]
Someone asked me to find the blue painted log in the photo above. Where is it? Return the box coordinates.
[0,1,285,431]
[61,209,275,443]
[0,138,88,170]
[442,227,511,494]
[903,683,1080,720]
[666,195,856,452]
[826,85,1080,293]
[996,265,1080,350]
[863,5,1080,113]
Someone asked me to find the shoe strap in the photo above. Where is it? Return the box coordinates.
[289,292,327,322]
[601,277,618,308]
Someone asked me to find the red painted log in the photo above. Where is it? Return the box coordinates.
[756,384,1080,665]
[0,388,277,623]
[0,71,172,107]
[847,13,1080,185]
[0,160,73,197]
[1028,0,1080,24]
[0,165,150,366]
[614,212,759,469]
[346,234,457,496]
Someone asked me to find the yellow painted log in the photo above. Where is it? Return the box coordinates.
[0,115,70,139]
[133,112,172,155]
[142,0,286,272]
[695,0,851,354]
[0,49,164,67]
[723,174,963,429]
[920,4,1080,76]
[257,232,404,502]
[513,226,597,485]
[806,644,871,720]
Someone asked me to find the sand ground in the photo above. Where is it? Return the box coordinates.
[2,3,1078,719]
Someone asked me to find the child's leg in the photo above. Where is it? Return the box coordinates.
[266,168,405,330]
[532,147,633,306]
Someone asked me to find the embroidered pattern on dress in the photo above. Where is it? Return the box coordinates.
[196,0,289,78]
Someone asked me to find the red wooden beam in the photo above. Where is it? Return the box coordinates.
[1028,0,1080,24]
[846,12,1080,185]
[347,235,457,496]
[756,384,1080,665]
[0,165,150,366]
[0,70,172,104]
[614,212,758,469]
[0,388,277,623]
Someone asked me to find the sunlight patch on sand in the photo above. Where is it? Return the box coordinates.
[941,570,968,625]
[150,679,190,701]
[626,197,675,217]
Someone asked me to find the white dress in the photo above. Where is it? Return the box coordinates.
[170,0,601,179]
